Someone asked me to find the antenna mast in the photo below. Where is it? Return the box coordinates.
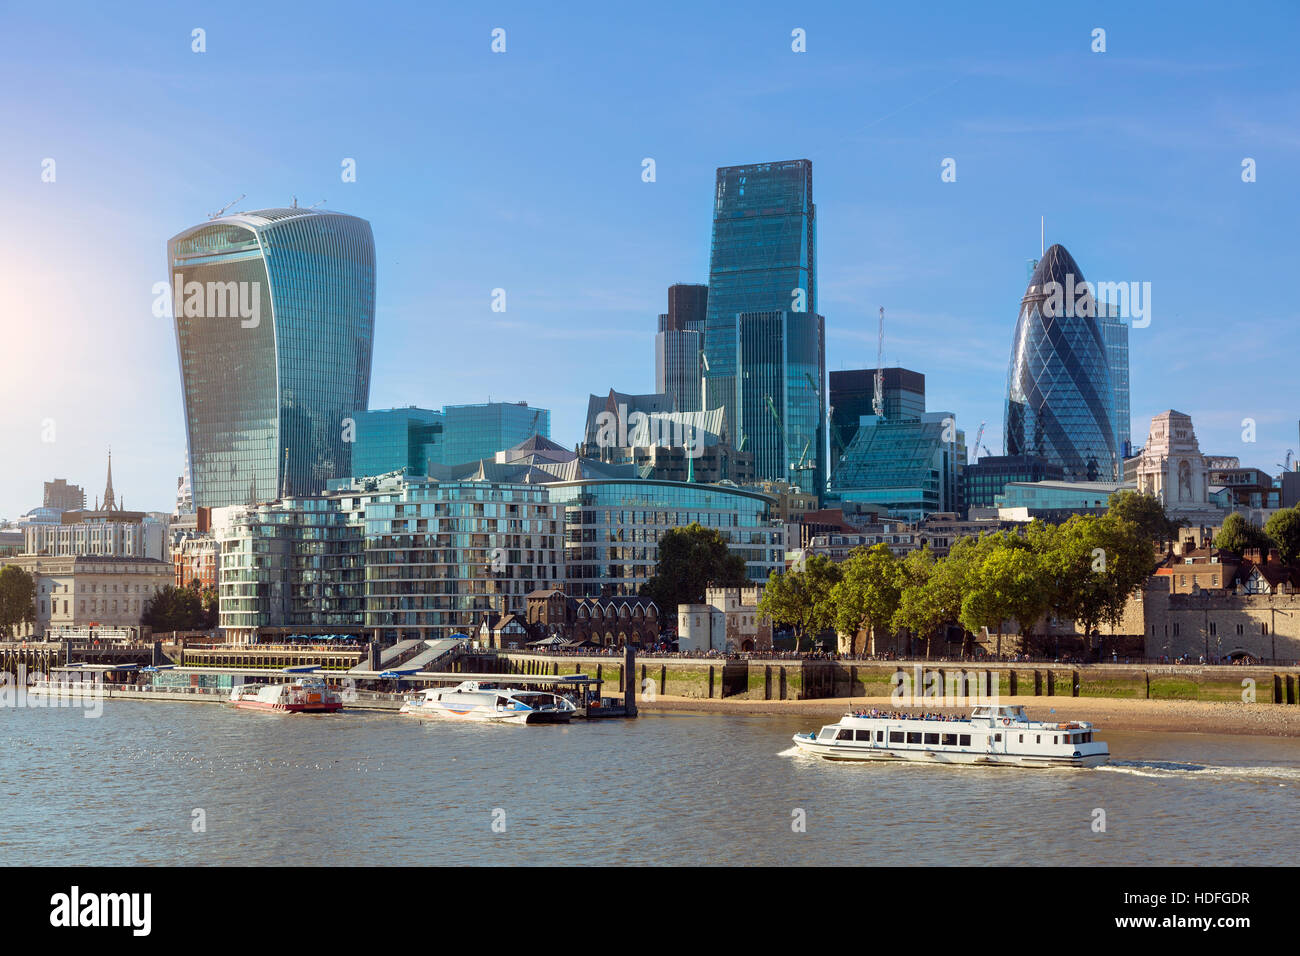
[872,306,885,418]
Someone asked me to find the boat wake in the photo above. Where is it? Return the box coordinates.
[1097,760,1299,783]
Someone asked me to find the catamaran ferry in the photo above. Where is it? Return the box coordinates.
[793,704,1109,768]
[230,678,343,714]
[400,681,576,724]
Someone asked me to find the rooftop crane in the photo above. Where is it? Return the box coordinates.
[872,306,885,418]
[208,193,245,220]
[971,420,987,462]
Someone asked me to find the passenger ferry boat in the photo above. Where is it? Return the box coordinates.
[400,681,576,724]
[229,678,343,714]
[793,705,1109,768]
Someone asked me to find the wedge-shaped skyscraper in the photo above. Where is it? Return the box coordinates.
[168,207,376,508]
[1004,244,1116,482]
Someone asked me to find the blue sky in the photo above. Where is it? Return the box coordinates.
[2,0,1297,517]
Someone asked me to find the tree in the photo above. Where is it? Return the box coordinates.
[757,554,842,652]
[832,544,901,655]
[961,540,1050,659]
[641,522,747,615]
[1213,512,1272,557]
[0,565,36,638]
[1264,508,1300,565]
[141,585,208,633]
[1040,514,1153,658]
[1108,490,1180,547]
[893,548,944,659]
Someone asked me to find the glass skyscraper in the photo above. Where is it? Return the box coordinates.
[1099,303,1131,460]
[1005,244,1117,482]
[704,160,816,429]
[735,310,827,495]
[169,207,376,508]
[439,402,550,466]
[654,283,707,412]
[351,407,444,477]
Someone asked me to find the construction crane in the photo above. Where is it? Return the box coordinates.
[971,420,987,462]
[1279,450,1295,472]
[208,193,245,220]
[872,306,886,418]
[790,437,815,472]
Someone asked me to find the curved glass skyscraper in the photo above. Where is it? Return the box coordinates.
[1004,244,1116,481]
[168,207,376,508]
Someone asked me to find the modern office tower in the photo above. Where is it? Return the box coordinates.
[830,412,965,522]
[960,454,1064,516]
[1098,302,1131,461]
[351,407,444,477]
[168,205,376,509]
[655,283,708,412]
[545,478,785,598]
[828,368,926,467]
[734,310,827,496]
[438,402,550,466]
[704,160,816,432]
[43,479,86,512]
[1004,244,1117,482]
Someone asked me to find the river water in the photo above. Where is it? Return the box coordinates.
[2,701,1296,866]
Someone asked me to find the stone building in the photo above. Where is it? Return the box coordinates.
[522,589,661,647]
[1134,410,1223,527]
[678,585,772,653]
[11,554,173,638]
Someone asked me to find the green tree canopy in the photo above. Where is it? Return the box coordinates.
[1213,512,1273,557]
[756,553,842,652]
[0,565,37,638]
[959,538,1050,658]
[1263,508,1300,564]
[831,544,902,654]
[641,522,748,615]
[1107,490,1180,546]
[141,584,211,633]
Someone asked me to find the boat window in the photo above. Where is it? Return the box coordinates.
[995,733,1002,742]
[906,732,921,744]
[876,731,884,742]
[1035,735,1041,743]
[1018,734,1024,743]
[855,729,872,741]
[818,728,837,740]
[941,733,957,746]
[1053,736,1059,744]
[923,733,939,745]
[889,731,903,743]
[836,728,853,740]
[959,734,971,746]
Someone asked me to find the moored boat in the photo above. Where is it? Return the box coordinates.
[792,704,1109,768]
[230,678,343,713]
[399,680,575,724]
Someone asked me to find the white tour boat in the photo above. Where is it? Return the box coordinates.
[400,681,576,724]
[792,704,1109,768]
[230,677,343,714]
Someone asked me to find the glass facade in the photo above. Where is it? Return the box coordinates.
[546,479,785,598]
[830,412,964,522]
[655,283,707,412]
[1005,244,1117,482]
[363,479,564,642]
[351,407,444,477]
[1099,303,1131,459]
[704,160,815,434]
[735,310,827,495]
[828,368,925,477]
[960,454,1064,516]
[169,208,376,508]
[439,403,550,466]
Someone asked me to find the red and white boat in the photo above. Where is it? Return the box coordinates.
[230,677,342,713]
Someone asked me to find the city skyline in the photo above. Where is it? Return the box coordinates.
[3,2,1298,518]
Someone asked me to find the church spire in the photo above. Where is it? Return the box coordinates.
[102,446,116,512]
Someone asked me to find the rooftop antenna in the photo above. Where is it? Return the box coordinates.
[290,195,298,209]
[208,193,245,220]
[872,306,885,418]
[307,199,326,209]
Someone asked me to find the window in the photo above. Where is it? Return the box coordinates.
[889,731,903,743]
[876,730,884,742]
[906,732,921,744]
[941,733,957,746]
[995,733,1002,742]
[1018,734,1024,743]
[1036,735,1041,743]
[855,729,871,741]
[959,734,971,746]
[1236,624,1244,636]
[924,733,939,745]
[836,729,852,740]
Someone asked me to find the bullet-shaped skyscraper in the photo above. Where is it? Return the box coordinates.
[168,206,376,508]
